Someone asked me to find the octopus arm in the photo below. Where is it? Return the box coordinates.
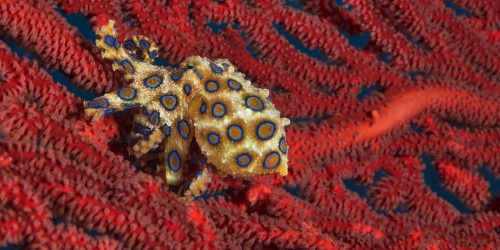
[157,117,194,186]
[95,20,157,80]
[85,21,167,120]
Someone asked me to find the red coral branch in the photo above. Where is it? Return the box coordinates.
[0,0,127,93]
[1,0,500,248]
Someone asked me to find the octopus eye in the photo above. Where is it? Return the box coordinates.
[187,65,194,69]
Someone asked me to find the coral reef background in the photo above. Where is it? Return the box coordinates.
[1,0,500,249]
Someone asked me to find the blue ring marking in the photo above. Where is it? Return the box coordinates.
[124,41,137,50]
[171,69,185,81]
[117,87,137,100]
[160,95,178,111]
[184,84,191,95]
[245,96,264,111]
[149,111,160,125]
[114,43,120,49]
[125,103,140,107]
[105,109,115,115]
[208,133,220,145]
[104,35,115,46]
[264,152,281,169]
[211,62,223,73]
[212,103,226,118]
[160,124,171,137]
[168,151,181,172]
[227,125,243,141]
[200,103,206,113]
[279,137,287,154]
[149,51,157,58]
[222,63,229,69]
[182,179,192,192]
[141,108,149,116]
[134,123,153,136]
[257,121,275,140]
[144,75,163,89]
[205,81,219,92]
[237,154,252,167]
[227,79,241,90]
[178,120,190,139]
[140,40,150,50]
[87,98,109,109]
[192,69,203,80]
[121,60,135,74]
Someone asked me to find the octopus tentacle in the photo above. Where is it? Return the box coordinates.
[122,35,159,64]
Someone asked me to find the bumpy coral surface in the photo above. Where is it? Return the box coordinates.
[1,0,500,249]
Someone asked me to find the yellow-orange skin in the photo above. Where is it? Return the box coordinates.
[84,21,290,196]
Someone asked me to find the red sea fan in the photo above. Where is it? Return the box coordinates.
[1,0,500,249]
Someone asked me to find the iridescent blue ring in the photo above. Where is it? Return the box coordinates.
[237,154,252,167]
[208,133,220,145]
[178,120,190,139]
[205,81,219,92]
[125,103,140,107]
[87,98,109,109]
[140,40,150,49]
[149,111,160,125]
[245,96,264,111]
[117,87,137,100]
[160,124,171,137]
[160,95,178,111]
[212,103,226,118]
[104,35,115,46]
[171,69,185,81]
[134,123,152,136]
[227,125,243,141]
[184,84,191,95]
[120,60,135,74]
[264,152,281,169]
[256,121,275,140]
[200,103,207,113]
[144,75,162,89]
[279,137,287,154]
[193,69,203,80]
[168,151,181,172]
[211,62,223,73]
[124,41,137,50]
[227,79,241,90]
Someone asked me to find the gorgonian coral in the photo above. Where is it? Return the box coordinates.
[1,0,500,248]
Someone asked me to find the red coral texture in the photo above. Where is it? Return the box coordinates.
[1,0,500,249]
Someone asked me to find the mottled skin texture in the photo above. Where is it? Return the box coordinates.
[84,21,290,199]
